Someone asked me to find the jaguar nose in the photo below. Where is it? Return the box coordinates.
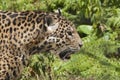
[79,43,83,47]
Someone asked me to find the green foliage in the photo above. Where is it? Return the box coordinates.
[77,25,93,35]
[0,0,120,80]
[20,53,57,80]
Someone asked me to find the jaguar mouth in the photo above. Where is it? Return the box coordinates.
[59,49,75,60]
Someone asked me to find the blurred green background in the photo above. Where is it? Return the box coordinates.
[0,0,120,80]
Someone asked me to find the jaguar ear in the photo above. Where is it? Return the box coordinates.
[45,16,53,26]
[44,15,59,32]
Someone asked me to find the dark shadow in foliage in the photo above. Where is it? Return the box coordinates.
[106,47,120,59]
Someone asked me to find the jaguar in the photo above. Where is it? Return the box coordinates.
[0,10,82,80]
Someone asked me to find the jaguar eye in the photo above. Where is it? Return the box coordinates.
[67,31,72,36]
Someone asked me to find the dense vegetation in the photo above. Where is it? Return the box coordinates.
[0,0,120,80]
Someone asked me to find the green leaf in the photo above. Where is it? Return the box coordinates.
[77,25,93,34]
